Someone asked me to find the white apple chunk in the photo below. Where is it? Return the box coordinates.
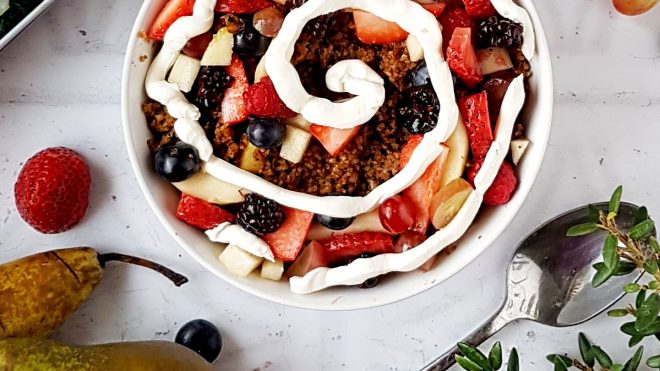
[173,171,245,205]
[261,260,284,281]
[254,56,268,83]
[406,34,424,62]
[285,114,312,131]
[306,209,389,241]
[440,114,469,186]
[167,54,201,93]
[511,138,530,166]
[219,245,264,277]
[201,28,234,66]
[240,143,265,173]
[477,47,513,75]
[280,125,311,164]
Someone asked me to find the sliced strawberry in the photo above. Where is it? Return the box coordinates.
[399,134,424,169]
[438,6,474,50]
[182,31,213,59]
[263,207,314,262]
[309,124,361,157]
[353,10,409,45]
[146,0,195,41]
[447,27,483,88]
[467,160,518,206]
[459,91,493,159]
[462,0,497,19]
[176,194,235,230]
[215,0,273,14]
[244,76,297,119]
[319,232,395,265]
[421,2,447,17]
[285,241,329,277]
[221,55,249,125]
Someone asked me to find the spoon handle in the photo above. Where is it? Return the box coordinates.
[419,310,511,371]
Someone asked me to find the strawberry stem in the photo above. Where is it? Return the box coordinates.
[97,253,188,287]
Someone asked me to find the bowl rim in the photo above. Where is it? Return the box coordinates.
[121,0,554,311]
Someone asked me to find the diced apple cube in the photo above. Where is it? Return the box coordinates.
[219,244,263,277]
[167,54,201,93]
[173,171,245,205]
[240,143,265,173]
[511,138,530,166]
[280,125,311,164]
[477,47,513,75]
[406,34,424,62]
[284,114,311,131]
[261,260,284,281]
[201,28,234,66]
[254,56,268,83]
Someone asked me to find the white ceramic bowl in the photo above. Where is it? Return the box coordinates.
[121,0,553,310]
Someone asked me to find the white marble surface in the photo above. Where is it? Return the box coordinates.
[0,0,659,370]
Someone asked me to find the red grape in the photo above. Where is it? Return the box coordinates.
[183,32,213,59]
[379,195,417,234]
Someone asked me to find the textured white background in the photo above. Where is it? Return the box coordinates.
[0,0,659,370]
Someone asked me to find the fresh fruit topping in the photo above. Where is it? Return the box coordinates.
[462,0,497,19]
[263,207,314,261]
[511,138,530,166]
[399,134,424,169]
[279,125,312,164]
[14,147,90,234]
[309,124,361,157]
[482,75,513,122]
[253,7,284,37]
[394,230,427,253]
[406,35,424,62]
[176,194,235,230]
[254,56,268,83]
[458,91,493,159]
[319,232,395,265]
[438,6,474,50]
[173,172,245,205]
[218,244,263,276]
[221,55,249,125]
[307,210,389,240]
[183,32,213,59]
[613,0,658,15]
[146,0,195,41]
[239,142,265,173]
[477,16,523,48]
[236,193,286,236]
[420,2,447,17]
[379,195,417,234]
[285,241,328,277]
[359,276,381,289]
[168,54,201,93]
[246,118,286,149]
[244,76,297,119]
[175,319,222,363]
[200,28,234,67]
[353,10,408,44]
[195,65,234,109]
[406,60,431,88]
[468,160,518,206]
[154,142,200,182]
[315,214,355,231]
[233,19,271,57]
[477,47,513,75]
[302,14,337,38]
[398,84,440,134]
[447,27,483,88]
[430,178,473,229]
[418,254,438,272]
[260,259,284,281]
[440,114,469,186]
[215,0,273,14]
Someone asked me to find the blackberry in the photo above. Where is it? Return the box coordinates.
[303,14,336,38]
[478,16,523,48]
[397,84,440,134]
[236,194,286,236]
[195,66,233,109]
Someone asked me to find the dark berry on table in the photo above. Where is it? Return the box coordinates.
[195,66,234,109]
[233,20,271,57]
[315,214,355,230]
[237,193,286,236]
[406,61,431,88]
[246,118,286,149]
[154,142,200,182]
[175,319,222,363]
[478,16,523,48]
[397,84,440,134]
[359,276,381,289]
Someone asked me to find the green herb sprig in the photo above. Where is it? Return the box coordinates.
[456,342,519,371]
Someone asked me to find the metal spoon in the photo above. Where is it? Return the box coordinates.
[421,202,646,371]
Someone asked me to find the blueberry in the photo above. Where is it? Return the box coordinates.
[233,22,271,57]
[359,276,381,289]
[154,142,200,182]
[407,61,431,87]
[175,319,222,363]
[246,118,286,149]
[315,214,355,230]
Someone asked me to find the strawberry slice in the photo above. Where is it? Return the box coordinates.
[459,91,493,159]
[353,10,409,45]
[221,55,249,125]
[215,0,273,14]
[176,194,235,230]
[244,76,297,119]
[462,0,497,19]
[263,207,314,262]
[438,6,474,50]
[146,0,195,41]
[285,241,329,277]
[421,2,447,17]
[319,232,395,265]
[309,124,361,157]
[399,134,424,169]
[447,27,483,88]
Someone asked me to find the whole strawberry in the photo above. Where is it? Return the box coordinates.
[14,147,91,234]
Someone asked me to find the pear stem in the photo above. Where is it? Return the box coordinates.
[97,253,189,287]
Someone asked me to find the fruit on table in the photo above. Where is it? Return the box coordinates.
[477,47,513,75]
[246,118,286,149]
[430,178,473,229]
[195,65,234,109]
[439,6,474,51]
[440,114,469,186]
[253,6,285,37]
[175,319,222,363]
[154,142,201,182]
[279,125,312,164]
[260,259,284,281]
[468,160,518,206]
[482,75,513,124]
[263,207,314,261]
[147,0,195,41]
[352,10,408,45]
[309,124,361,157]
[315,214,355,231]
[319,232,395,266]
[459,90,494,159]
[462,0,497,19]
[215,0,273,14]
[239,142,265,173]
[219,245,263,276]
[511,138,530,166]
[397,84,440,134]
[285,241,328,277]
[0,248,187,339]
[176,194,235,230]
[307,210,389,240]
[233,19,271,57]
[379,195,417,234]
[447,27,483,88]
[244,76,297,119]
[173,171,245,205]
[14,147,90,234]
[394,230,427,253]
[419,2,447,17]
[168,54,201,93]
[407,60,431,87]
[613,0,658,15]
[236,193,286,236]
[406,34,424,62]
[200,28,234,67]
[0,338,212,370]
[221,55,249,125]
[254,55,268,83]
[285,114,312,131]
[183,32,213,59]
[478,16,523,48]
